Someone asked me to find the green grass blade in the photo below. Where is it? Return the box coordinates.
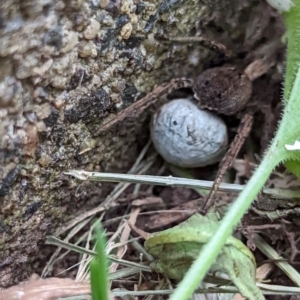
[90,227,109,300]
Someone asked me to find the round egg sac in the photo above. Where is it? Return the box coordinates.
[150,98,228,168]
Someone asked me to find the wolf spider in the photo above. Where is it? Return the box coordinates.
[99,37,277,213]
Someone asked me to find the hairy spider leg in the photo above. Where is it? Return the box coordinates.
[155,35,231,58]
[98,78,194,133]
[201,112,254,213]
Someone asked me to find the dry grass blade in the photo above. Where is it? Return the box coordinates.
[254,234,300,287]
[56,145,154,237]
[64,170,300,200]
[45,235,150,271]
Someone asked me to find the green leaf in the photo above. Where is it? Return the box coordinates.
[146,213,264,300]
[284,159,300,177]
[283,0,300,176]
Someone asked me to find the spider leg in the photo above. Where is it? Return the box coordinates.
[155,35,231,58]
[201,112,254,213]
[97,78,194,134]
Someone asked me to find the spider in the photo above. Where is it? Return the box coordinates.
[98,36,279,213]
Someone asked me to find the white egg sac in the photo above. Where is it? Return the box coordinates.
[151,98,228,168]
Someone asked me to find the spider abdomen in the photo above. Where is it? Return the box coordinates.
[193,66,252,116]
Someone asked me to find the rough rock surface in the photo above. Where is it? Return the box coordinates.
[0,0,284,287]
